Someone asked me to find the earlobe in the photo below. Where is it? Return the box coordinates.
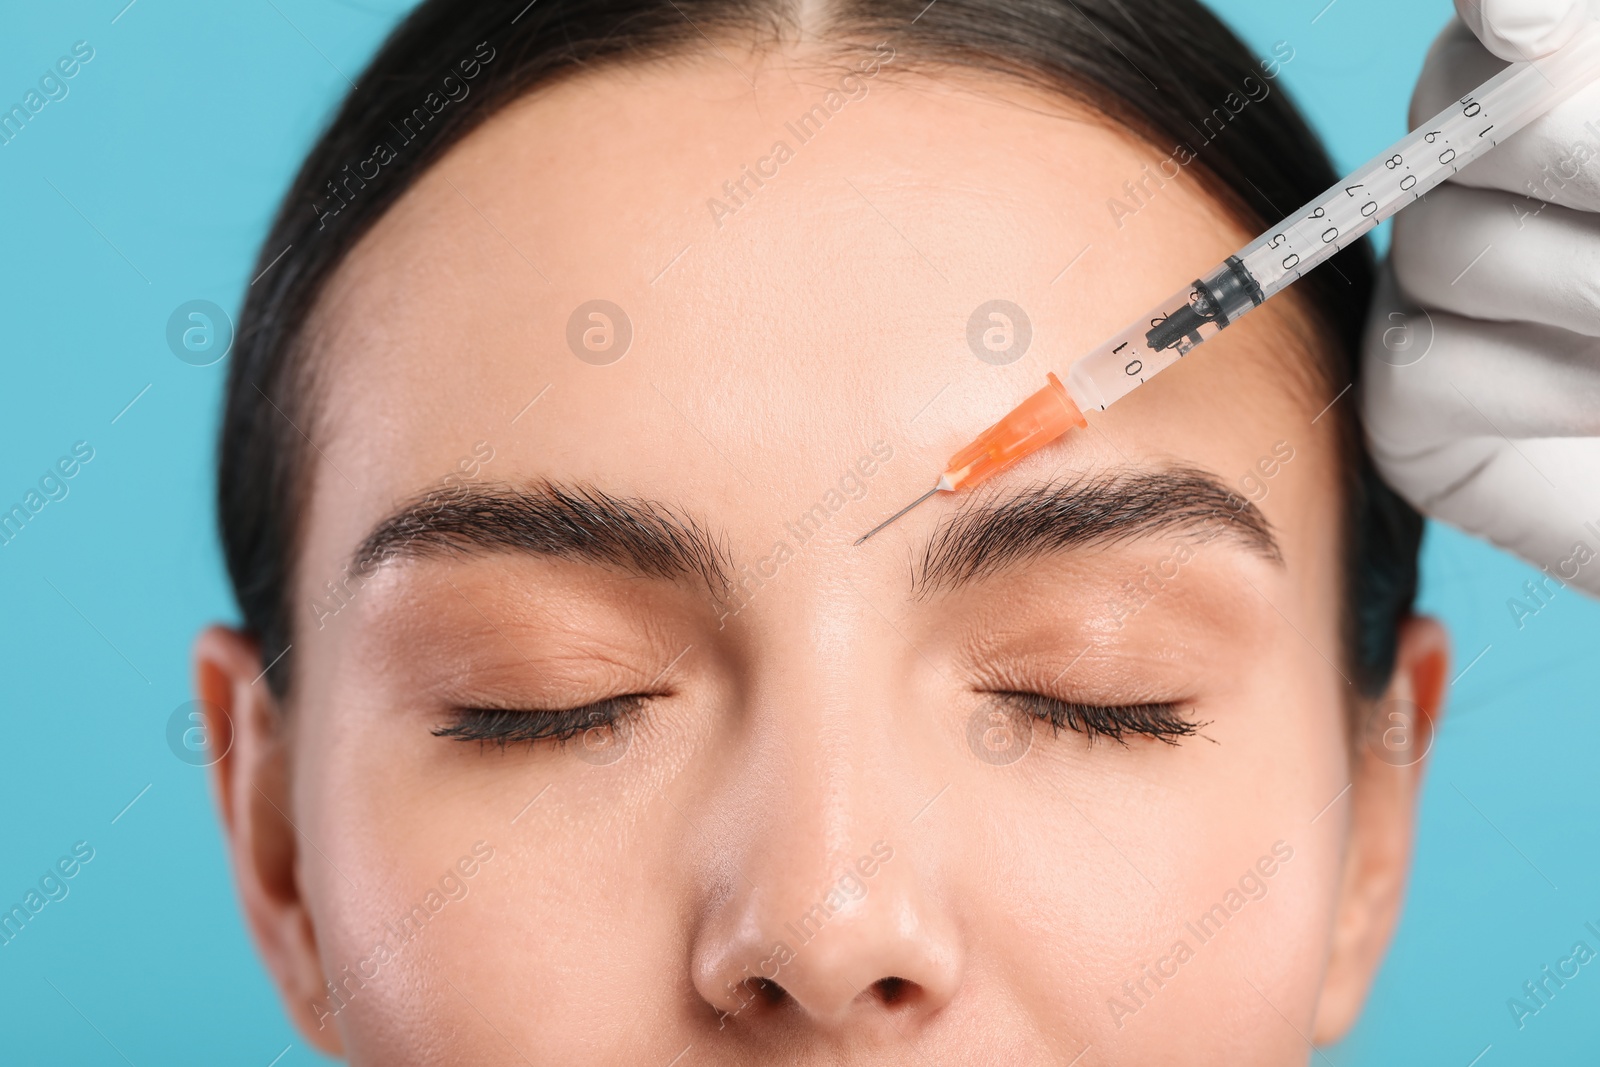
[192,626,343,1056]
[1311,615,1449,1043]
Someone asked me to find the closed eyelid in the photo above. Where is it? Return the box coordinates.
[434,695,648,747]
[992,691,1207,746]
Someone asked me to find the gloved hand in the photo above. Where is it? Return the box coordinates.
[1360,0,1600,597]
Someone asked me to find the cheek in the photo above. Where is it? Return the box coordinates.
[292,678,699,1060]
[963,674,1348,1053]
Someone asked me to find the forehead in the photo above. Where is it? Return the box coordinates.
[302,54,1334,586]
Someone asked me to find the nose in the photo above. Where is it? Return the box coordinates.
[687,586,966,1036]
[691,839,964,1033]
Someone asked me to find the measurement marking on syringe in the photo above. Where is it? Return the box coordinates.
[1044,37,1599,451]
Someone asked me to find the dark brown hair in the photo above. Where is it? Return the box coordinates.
[220,0,1421,699]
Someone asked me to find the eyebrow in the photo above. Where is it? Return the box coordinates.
[352,481,731,593]
[913,467,1283,594]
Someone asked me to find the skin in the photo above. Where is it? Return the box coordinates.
[196,45,1449,1065]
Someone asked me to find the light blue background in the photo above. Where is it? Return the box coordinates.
[1,1,1595,1063]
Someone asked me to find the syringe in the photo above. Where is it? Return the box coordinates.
[856,22,1600,546]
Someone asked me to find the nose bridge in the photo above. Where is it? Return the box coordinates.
[746,584,899,879]
[750,579,893,824]
[689,587,963,1030]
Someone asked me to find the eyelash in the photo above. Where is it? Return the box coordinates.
[434,695,648,748]
[991,691,1205,746]
[434,693,1202,750]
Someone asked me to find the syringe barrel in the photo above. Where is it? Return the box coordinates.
[1242,23,1600,301]
[1065,20,1600,415]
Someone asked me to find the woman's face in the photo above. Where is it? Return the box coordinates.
[199,51,1446,1066]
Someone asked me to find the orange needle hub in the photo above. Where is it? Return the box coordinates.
[855,373,1086,544]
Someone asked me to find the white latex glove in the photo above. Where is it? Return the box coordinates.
[1361,0,1600,596]
[1457,0,1592,58]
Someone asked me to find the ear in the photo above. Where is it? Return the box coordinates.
[1311,615,1449,1042]
[193,626,343,1056]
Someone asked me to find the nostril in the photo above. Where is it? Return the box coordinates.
[719,975,788,1024]
[872,976,914,1005]
[748,977,786,1006]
